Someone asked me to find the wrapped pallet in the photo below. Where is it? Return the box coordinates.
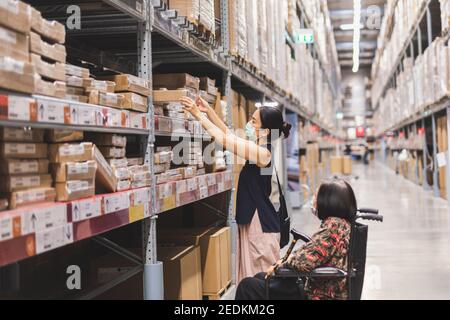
[257,0,268,74]
[166,0,215,34]
[228,0,247,58]
[245,0,259,68]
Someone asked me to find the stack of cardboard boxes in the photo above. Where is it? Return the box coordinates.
[163,0,215,34]
[49,141,96,202]
[0,127,54,209]
[0,1,34,94]
[65,64,91,103]
[158,226,231,300]
[29,6,66,98]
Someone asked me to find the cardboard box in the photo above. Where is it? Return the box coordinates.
[129,111,149,130]
[131,171,151,182]
[8,187,56,209]
[131,179,151,189]
[88,90,124,109]
[46,129,83,143]
[94,146,117,193]
[158,246,202,300]
[0,25,29,62]
[66,84,85,95]
[55,179,95,202]
[0,95,37,122]
[66,76,92,88]
[0,127,44,142]
[0,56,35,94]
[86,80,116,93]
[30,53,65,81]
[128,164,150,174]
[115,179,131,192]
[51,160,97,183]
[30,32,66,63]
[154,163,170,174]
[153,73,200,91]
[30,7,65,44]
[100,74,151,96]
[127,157,143,166]
[113,167,131,180]
[0,142,47,159]
[153,89,196,103]
[88,134,127,147]
[122,92,148,112]
[65,64,89,78]
[155,151,172,164]
[159,227,231,295]
[343,156,352,175]
[0,198,8,211]
[0,0,31,34]
[0,159,49,175]
[65,94,88,104]
[48,143,94,163]
[330,156,343,175]
[34,75,66,99]
[0,174,52,192]
[98,146,126,159]
[109,158,128,169]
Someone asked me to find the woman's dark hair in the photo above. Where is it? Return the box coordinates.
[259,107,292,139]
[316,180,357,222]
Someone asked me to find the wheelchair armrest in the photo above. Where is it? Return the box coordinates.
[273,267,347,280]
[309,267,347,279]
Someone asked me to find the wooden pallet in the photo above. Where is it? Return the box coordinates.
[203,280,232,301]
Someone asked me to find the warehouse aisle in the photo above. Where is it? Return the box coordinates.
[292,161,450,300]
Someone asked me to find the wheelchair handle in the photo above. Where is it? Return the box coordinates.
[356,213,383,222]
[358,208,379,215]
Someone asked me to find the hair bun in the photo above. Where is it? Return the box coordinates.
[282,122,292,139]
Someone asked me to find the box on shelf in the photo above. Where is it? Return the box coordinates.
[0,159,49,175]
[30,7,65,44]
[0,174,52,192]
[34,75,66,99]
[154,151,172,164]
[48,143,94,163]
[55,179,95,202]
[98,146,126,159]
[153,73,200,91]
[100,74,151,96]
[7,187,56,209]
[51,160,97,183]
[88,90,124,109]
[30,53,65,81]
[129,111,149,130]
[0,56,35,94]
[113,167,131,180]
[66,76,92,88]
[153,89,196,103]
[0,142,47,159]
[127,157,143,166]
[122,92,148,113]
[29,32,66,63]
[0,25,29,62]
[65,94,88,104]
[86,80,116,94]
[109,158,128,169]
[87,134,127,148]
[65,64,89,78]
[158,246,202,301]
[0,127,44,142]
[94,146,117,193]
[0,0,31,34]
[115,179,131,192]
[46,130,83,143]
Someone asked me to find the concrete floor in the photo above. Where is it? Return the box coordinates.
[291,161,450,300]
[225,161,450,300]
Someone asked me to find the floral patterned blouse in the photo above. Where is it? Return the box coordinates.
[284,217,351,300]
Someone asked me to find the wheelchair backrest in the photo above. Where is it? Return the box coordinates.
[348,222,368,300]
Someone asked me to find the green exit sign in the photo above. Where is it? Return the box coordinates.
[294,29,314,44]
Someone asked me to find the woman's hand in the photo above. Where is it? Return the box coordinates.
[180,97,201,119]
[265,259,284,279]
[196,96,212,114]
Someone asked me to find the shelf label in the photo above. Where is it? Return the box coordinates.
[71,197,102,222]
[0,216,13,241]
[35,223,73,254]
[103,192,130,215]
[21,204,67,235]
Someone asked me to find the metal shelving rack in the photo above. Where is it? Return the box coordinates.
[0,0,345,300]
[374,0,450,202]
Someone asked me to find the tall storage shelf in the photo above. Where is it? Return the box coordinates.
[0,0,342,300]
[373,0,450,203]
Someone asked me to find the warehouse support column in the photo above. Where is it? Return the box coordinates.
[139,1,163,300]
[432,114,440,197]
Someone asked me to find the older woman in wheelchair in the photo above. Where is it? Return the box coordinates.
[235,179,383,301]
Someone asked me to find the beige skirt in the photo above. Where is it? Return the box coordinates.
[237,210,281,284]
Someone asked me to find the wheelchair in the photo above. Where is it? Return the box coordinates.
[265,208,383,300]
